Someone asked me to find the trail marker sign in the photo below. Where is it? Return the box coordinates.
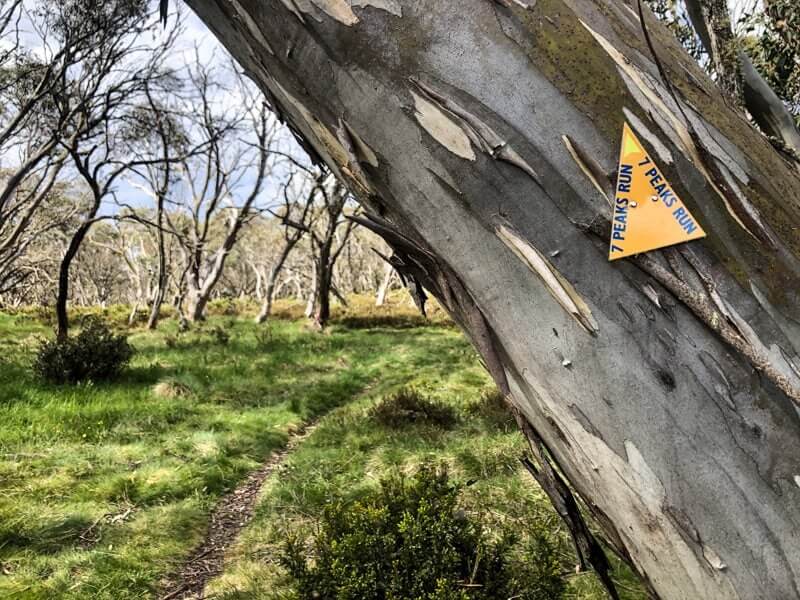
[608,123,706,260]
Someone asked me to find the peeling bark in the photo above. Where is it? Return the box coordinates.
[684,0,800,158]
[516,406,624,600]
[186,0,800,597]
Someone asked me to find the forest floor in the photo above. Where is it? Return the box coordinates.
[0,296,644,599]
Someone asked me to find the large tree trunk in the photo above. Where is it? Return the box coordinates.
[186,0,800,597]
[184,280,205,322]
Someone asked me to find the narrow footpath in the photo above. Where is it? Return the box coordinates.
[160,422,317,600]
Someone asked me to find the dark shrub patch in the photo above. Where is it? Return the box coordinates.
[281,465,565,600]
[467,389,515,431]
[210,325,230,345]
[254,326,274,351]
[336,313,429,329]
[370,388,458,429]
[33,316,134,384]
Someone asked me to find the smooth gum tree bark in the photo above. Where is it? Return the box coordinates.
[185,0,800,597]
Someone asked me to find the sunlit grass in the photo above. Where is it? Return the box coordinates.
[0,300,455,599]
[0,297,645,599]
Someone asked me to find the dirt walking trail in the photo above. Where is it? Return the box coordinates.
[160,422,317,600]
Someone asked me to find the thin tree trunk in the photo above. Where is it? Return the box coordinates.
[253,265,264,301]
[331,283,348,307]
[128,300,140,326]
[304,261,318,319]
[291,275,303,302]
[55,220,94,340]
[691,0,743,104]
[376,262,394,306]
[256,271,277,323]
[147,280,166,329]
[184,219,255,322]
[126,255,145,327]
[313,242,332,329]
[185,257,206,322]
[147,199,167,330]
[256,241,296,323]
[187,1,800,597]
[314,270,331,329]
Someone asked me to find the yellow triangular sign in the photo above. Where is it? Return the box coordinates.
[609,123,706,260]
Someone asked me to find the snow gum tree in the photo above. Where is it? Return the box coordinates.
[183,0,800,597]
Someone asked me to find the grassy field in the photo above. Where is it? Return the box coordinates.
[0,298,644,599]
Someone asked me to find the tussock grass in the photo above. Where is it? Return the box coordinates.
[466,388,517,432]
[151,379,193,399]
[369,387,459,429]
[0,304,456,598]
[0,297,646,599]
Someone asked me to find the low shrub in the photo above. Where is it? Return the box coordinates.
[7,304,178,328]
[334,293,452,330]
[206,298,258,318]
[254,326,274,351]
[269,299,308,321]
[177,317,191,332]
[467,389,515,431]
[11,305,54,325]
[336,313,429,329]
[208,298,239,316]
[281,464,565,600]
[369,388,458,429]
[210,325,230,345]
[33,316,134,384]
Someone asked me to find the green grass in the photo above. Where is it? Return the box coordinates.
[0,300,645,599]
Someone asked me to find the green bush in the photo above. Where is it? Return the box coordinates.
[369,388,458,429]
[207,297,257,317]
[281,465,565,600]
[254,325,274,351]
[210,324,230,345]
[33,316,134,384]
[467,389,515,431]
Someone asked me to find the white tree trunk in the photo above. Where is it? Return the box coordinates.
[186,1,800,597]
[304,260,318,319]
[376,262,394,306]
